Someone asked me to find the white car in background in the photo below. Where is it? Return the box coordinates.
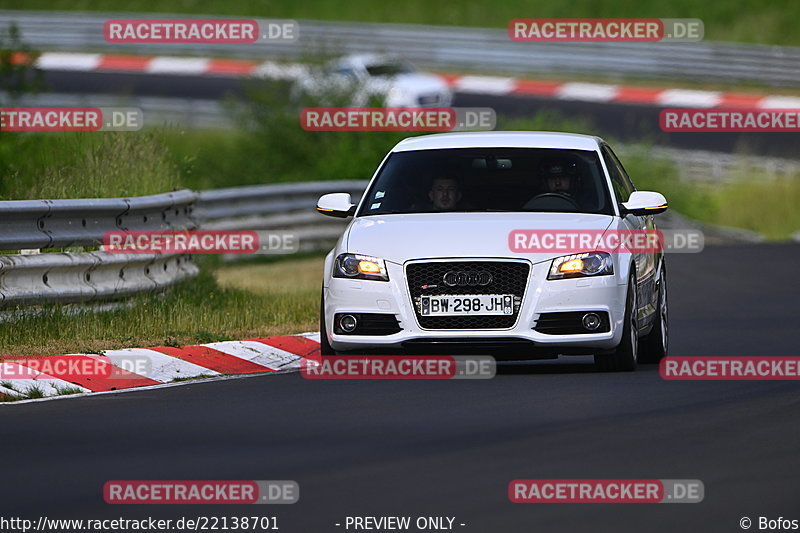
[316,132,670,372]
[292,54,452,107]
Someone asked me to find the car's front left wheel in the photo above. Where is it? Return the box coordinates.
[639,263,668,363]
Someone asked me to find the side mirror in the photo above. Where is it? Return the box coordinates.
[621,191,668,216]
[316,193,356,218]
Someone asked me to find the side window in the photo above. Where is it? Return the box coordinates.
[601,146,634,204]
[607,146,636,195]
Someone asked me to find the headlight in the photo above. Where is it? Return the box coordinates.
[547,252,613,280]
[333,253,389,281]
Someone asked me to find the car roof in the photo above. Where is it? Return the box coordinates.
[392,131,603,152]
[337,53,402,67]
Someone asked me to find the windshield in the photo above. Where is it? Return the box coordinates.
[357,148,614,216]
[365,62,416,76]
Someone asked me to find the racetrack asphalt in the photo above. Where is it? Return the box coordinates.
[2,243,798,532]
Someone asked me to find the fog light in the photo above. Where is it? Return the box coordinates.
[582,312,601,331]
[339,314,358,333]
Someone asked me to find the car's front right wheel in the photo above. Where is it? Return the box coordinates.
[595,272,638,372]
[319,288,336,356]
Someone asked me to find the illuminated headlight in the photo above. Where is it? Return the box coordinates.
[334,253,389,281]
[547,252,613,280]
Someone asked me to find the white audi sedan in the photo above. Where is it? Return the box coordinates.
[292,54,452,107]
[317,132,669,371]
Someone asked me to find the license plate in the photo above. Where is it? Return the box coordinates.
[420,294,514,316]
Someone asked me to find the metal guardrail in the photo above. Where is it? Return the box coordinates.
[196,180,367,221]
[0,189,198,307]
[0,182,366,308]
[196,180,368,253]
[1,10,799,87]
[0,189,197,250]
[0,251,197,307]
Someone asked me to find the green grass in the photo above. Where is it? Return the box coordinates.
[162,125,409,188]
[704,176,800,240]
[21,384,45,399]
[5,0,800,46]
[0,83,413,198]
[0,381,20,402]
[0,131,182,199]
[0,383,83,402]
[170,375,215,382]
[54,384,86,396]
[0,256,322,356]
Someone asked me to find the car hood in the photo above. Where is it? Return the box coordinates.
[345,212,615,265]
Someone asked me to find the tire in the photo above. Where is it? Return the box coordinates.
[639,263,668,364]
[319,287,336,356]
[595,272,638,372]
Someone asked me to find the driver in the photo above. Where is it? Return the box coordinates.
[428,175,463,210]
[522,158,588,211]
[542,158,580,197]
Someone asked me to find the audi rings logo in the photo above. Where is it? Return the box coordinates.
[442,270,493,287]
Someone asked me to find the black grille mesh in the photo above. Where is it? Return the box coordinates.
[534,311,610,334]
[406,261,530,329]
[334,313,402,336]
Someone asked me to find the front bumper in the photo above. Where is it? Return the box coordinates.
[324,258,628,356]
[385,91,453,108]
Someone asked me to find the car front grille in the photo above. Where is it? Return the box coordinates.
[406,260,530,330]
